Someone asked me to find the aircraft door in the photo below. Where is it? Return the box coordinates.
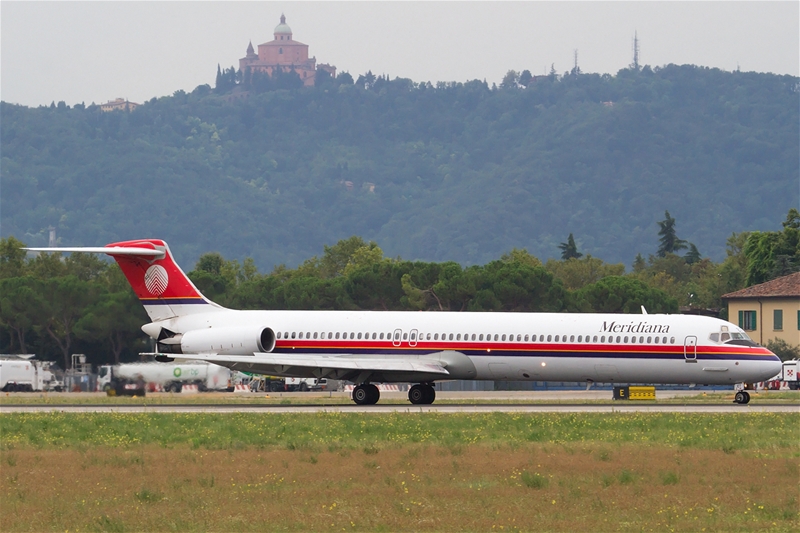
[409,329,419,347]
[684,336,697,362]
[392,329,402,347]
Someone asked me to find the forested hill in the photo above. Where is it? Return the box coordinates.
[1,65,797,270]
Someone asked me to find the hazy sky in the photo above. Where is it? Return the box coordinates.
[1,1,798,107]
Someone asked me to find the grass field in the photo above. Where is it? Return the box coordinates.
[1,412,798,532]
[1,390,798,405]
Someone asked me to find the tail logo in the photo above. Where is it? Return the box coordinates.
[144,265,169,295]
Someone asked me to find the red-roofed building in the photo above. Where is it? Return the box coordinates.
[239,15,335,87]
[722,272,800,346]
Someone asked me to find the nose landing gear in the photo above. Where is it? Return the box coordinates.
[734,391,751,404]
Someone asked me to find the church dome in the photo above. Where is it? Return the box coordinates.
[274,14,292,36]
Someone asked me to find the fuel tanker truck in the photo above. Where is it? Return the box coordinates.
[98,362,233,394]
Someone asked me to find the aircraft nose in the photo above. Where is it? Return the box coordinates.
[764,351,783,378]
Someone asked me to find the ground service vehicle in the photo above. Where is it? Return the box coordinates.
[0,359,60,392]
[285,377,328,391]
[98,362,233,393]
[27,240,783,405]
[780,360,799,390]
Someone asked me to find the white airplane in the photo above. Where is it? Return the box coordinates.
[27,239,781,405]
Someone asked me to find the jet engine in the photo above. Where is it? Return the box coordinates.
[156,326,275,356]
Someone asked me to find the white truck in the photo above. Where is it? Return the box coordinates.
[0,359,61,392]
[779,360,799,390]
[98,362,233,393]
[284,377,329,392]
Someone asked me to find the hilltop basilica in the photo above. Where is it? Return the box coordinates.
[239,15,336,87]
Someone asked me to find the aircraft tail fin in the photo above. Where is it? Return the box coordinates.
[25,239,224,322]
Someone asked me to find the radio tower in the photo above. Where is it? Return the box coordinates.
[631,31,640,71]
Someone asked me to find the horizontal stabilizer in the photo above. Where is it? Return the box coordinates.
[24,246,163,257]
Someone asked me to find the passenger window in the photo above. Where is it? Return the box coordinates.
[547,335,552,342]
[570,335,575,342]
[478,334,483,341]
[379,333,384,340]
[291,332,297,339]
[357,333,362,340]
[599,336,604,342]
[371,333,376,340]
[646,336,651,343]
[335,332,340,339]
[494,334,499,341]
[654,337,659,344]
[277,332,282,339]
[328,332,333,339]
[639,337,644,343]
[500,334,505,341]
[434,333,439,340]
[616,336,621,343]
[394,332,400,340]
[299,332,304,339]
[624,336,628,343]
[403,333,408,340]
[427,333,431,340]
[411,332,416,340]
[456,334,461,341]
[577,335,581,342]
[350,332,355,339]
[471,334,476,341]
[311,332,316,339]
[669,337,675,344]
[524,334,529,342]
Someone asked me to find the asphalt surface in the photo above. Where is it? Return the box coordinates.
[1,390,797,413]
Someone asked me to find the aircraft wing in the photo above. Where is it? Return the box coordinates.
[149,352,450,382]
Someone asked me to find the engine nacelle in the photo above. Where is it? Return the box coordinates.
[170,326,275,356]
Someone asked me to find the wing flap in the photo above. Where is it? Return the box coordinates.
[151,352,449,377]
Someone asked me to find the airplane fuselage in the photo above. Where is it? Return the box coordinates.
[151,308,780,386]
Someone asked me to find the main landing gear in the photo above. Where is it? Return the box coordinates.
[408,383,436,405]
[734,391,751,404]
[351,383,437,405]
[352,383,380,405]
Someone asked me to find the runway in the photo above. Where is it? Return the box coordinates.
[2,391,798,413]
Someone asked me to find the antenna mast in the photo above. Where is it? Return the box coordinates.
[631,31,640,70]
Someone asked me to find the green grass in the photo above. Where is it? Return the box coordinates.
[1,412,797,456]
[1,389,797,405]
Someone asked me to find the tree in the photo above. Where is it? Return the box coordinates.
[684,243,702,264]
[75,266,148,364]
[743,209,800,285]
[575,276,678,314]
[0,276,43,354]
[0,236,28,279]
[500,70,519,89]
[39,276,98,369]
[519,70,533,88]
[558,233,583,260]
[545,255,624,291]
[656,210,688,257]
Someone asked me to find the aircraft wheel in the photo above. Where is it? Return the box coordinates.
[409,384,435,405]
[734,391,751,404]
[366,384,380,404]
[353,384,376,405]
[424,385,436,404]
